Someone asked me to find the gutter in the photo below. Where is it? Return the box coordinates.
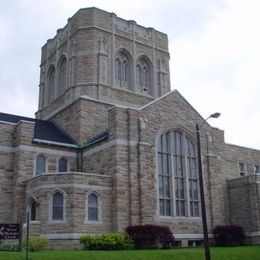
[33,138,78,148]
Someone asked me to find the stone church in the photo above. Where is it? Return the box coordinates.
[0,7,259,248]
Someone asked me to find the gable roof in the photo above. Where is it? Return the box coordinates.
[0,112,76,147]
[139,89,208,124]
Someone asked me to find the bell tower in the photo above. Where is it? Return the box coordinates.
[36,7,171,120]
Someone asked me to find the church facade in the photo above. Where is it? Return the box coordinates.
[0,7,259,248]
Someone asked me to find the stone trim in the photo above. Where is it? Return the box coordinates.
[0,145,15,152]
[205,153,221,159]
[0,144,76,156]
[41,232,214,240]
[154,214,202,222]
[26,171,112,180]
[0,120,16,125]
[174,233,213,239]
[74,25,169,52]
[41,233,83,239]
[140,90,174,110]
[83,138,151,156]
[27,183,112,194]
[246,231,260,237]
[0,120,35,125]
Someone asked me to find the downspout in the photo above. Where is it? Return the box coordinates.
[76,147,83,172]
[80,148,83,172]
[76,148,80,172]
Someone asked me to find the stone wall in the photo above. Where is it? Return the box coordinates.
[220,144,260,225]
[36,7,170,120]
[51,97,112,144]
[25,173,113,236]
[103,90,258,238]
[228,175,260,244]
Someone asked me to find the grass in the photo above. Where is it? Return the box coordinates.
[0,246,259,260]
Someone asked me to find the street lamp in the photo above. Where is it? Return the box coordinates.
[196,112,220,260]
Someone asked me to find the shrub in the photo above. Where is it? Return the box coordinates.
[126,224,175,249]
[213,225,245,246]
[22,236,48,252]
[80,233,133,250]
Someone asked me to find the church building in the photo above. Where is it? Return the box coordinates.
[0,7,259,248]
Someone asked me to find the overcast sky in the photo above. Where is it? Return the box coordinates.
[0,0,259,149]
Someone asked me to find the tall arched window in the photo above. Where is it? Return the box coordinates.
[31,201,37,221]
[114,52,130,88]
[58,57,67,95]
[48,66,55,104]
[52,192,64,220]
[58,158,68,172]
[136,65,141,85]
[115,58,121,81]
[36,155,46,175]
[136,58,151,94]
[157,130,199,217]
[88,193,98,221]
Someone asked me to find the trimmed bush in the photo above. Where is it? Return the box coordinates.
[80,233,133,250]
[213,225,246,246]
[126,224,175,249]
[22,236,48,252]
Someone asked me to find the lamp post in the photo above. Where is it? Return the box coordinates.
[196,112,220,260]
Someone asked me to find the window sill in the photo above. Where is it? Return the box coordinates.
[84,220,103,225]
[156,215,201,221]
[30,221,41,224]
[48,220,67,224]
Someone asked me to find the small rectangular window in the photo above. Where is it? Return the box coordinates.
[239,162,246,176]
[255,165,260,174]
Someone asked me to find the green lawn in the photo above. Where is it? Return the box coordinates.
[0,246,259,260]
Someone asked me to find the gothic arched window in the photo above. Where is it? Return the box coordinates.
[136,58,151,94]
[52,192,64,220]
[58,158,68,172]
[35,154,46,176]
[85,191,102,223]
[58,57,67,95]
[157,130,199,217]
[115,58,121,81]
[88,193,98,221]
[114,52,130,88]
[48,66,55,104]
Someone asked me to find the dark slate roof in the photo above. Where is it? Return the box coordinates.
[0,112,76,146]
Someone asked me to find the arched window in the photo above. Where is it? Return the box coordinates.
[136,58,151,94]
[31,201,37,221]
[52,192,64,220]
[122,61,128,82]
[114,52,130,88]
[58,158,68,172]
[157,130,199,217]
[88,193,98,221]
[48,66,55,103]
[115,58,121,81]
[36,155,46,175]
[58,57,67,95]
[136,65,141,85]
